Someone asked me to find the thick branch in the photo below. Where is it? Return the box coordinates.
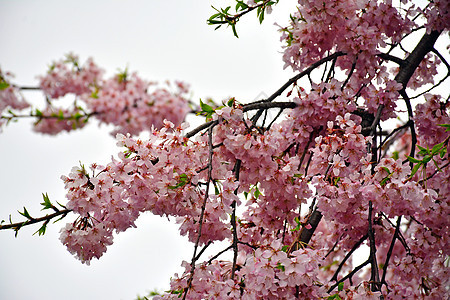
[394,31,441,88]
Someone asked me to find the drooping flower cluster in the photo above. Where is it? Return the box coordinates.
[3,54,191,135]
[157,241,326,299]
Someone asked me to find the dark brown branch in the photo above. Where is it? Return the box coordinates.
[328,259,371,293]
[185,120,218,139]
[379,120,412,151]
[367,201,381,292]
[0,209,71,232]
[185,101,296,138]
[341,58,357,90]
[376,53,405,66]
[17,86,41,90]
[183,125,215,300]
[330,233,369,282]
[399,89,417,166]
[289,208,322,253]
[243,101,296,112]
[419,161,450,184]
[207,245,233,264]
[381,216,402,287]
[230,159,241,280]
[251,51,346,123]
[394,31,441,88]
[410,47,450,100]
[194,241,212,261]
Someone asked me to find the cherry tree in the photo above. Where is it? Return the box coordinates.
[1,0,449,299]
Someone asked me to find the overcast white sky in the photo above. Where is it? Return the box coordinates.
[0,1,299,299]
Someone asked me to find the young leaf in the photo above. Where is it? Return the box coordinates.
[33,223,47,236]
[431,141,444,155]
[254,186,261,199]
[422,154,432,164]
[231,23,239,38]
[40,193,54,210]
[200,99,214,113]
[437,124,450,132]
[406,156,421,164]
[0,81,10,90]
[410,162,422,177]
[18,207,32,220]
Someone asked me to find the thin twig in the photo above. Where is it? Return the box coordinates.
[0,209,71,231]
[183,125,215,300]
[230,159,241,280]
[367,201,381,292]
[381,216,402,287]
[330,234,368,282]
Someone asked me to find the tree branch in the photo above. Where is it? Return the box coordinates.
[0,209,71,233]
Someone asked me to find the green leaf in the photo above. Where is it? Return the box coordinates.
[40,193,54,210]
[231,23,239,38]
[437,124,450,132]
[227,97,235,107]
[168,173,189,189]
[432,158,443,172]
[18,207,32,219]
[0,81,10,90]
[35,109,43,117]
[258,7,265,23]
[381,166,391,174]
[33,223,47,236]
[275,262,285,271]
[57,110,65,120]
[254,186,261,199]
[431,141,445,155]
[392,151,399,160]
[410,162,422,177]
[440,147,447,158]
[200,99,214,113]
[333,177,341,186]
[281,245,289,252]
[406,156,421,164]
[422,155,432,164]
[338,282,344,291]
[91,89,99,99]
[417,145,428,156]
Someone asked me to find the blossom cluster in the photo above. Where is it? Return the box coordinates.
[60,121,240,262]
[281,0,411,72]
[157,241,326,299]
[82,74,190,136]
[4,54,191,136]
[38,53,103,98]
[0,69,30,130]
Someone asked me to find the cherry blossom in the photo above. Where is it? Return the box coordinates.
[1,1,449,299]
